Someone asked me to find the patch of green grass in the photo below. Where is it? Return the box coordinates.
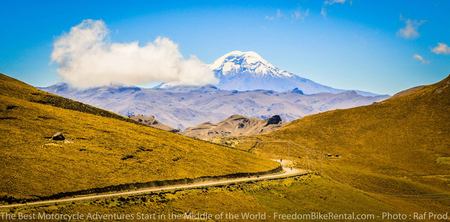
[436,157,450,165]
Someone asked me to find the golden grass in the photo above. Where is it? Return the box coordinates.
[8,175,447,220]
[2,73,449,215]
[0,73,278,199]
[230,75,450,210]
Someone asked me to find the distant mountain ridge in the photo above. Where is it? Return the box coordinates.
[41,83,388,130]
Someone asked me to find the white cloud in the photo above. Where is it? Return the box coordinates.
[291,9,310,21]
[266,9,309,22]
[432,43,450,55]
[51,19,217,88]
[325,0,346,5]
[265,9,284,21]
[321,0,349,17]
[413,54,429,64]
[397,18,425,39]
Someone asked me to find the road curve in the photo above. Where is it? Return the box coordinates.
[0,161,308,209]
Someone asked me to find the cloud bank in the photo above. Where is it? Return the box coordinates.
[51,19,217,88]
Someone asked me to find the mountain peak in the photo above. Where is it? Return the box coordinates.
[210,50,293,77]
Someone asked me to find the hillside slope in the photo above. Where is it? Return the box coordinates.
[235,75,450,209]
[0,73,278,200]
[257,75,450,174]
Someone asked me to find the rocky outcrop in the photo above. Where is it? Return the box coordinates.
[266,115,282,125]
[291,88,304,95]
[51,132,65,141]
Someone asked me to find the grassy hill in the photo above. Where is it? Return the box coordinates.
[251,74,450,173]
[0,73,278,200]
[233,74,450,211]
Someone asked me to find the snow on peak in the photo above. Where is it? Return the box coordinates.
[210,50,293,77]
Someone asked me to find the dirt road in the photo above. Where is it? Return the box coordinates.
[0,160,307,209]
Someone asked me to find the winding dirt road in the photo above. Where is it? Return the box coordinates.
[0,160,307,209]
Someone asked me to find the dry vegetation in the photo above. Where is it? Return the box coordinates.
[232,74,450,212]
[1,73,449,217]
[0,73,278,200]
[8,175,444,221]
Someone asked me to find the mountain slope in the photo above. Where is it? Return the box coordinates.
[183,114,283,141]
[235,74,450,209]
[0,73,278,200]
[211,50,380,96]
[257,74,450,174]
[42,84,387,130]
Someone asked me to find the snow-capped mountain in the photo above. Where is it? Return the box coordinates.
[40,50,388,129]
[211,50,378,96]
[210,50,294,78]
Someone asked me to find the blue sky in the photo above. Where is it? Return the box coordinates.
[0,0,449,94]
